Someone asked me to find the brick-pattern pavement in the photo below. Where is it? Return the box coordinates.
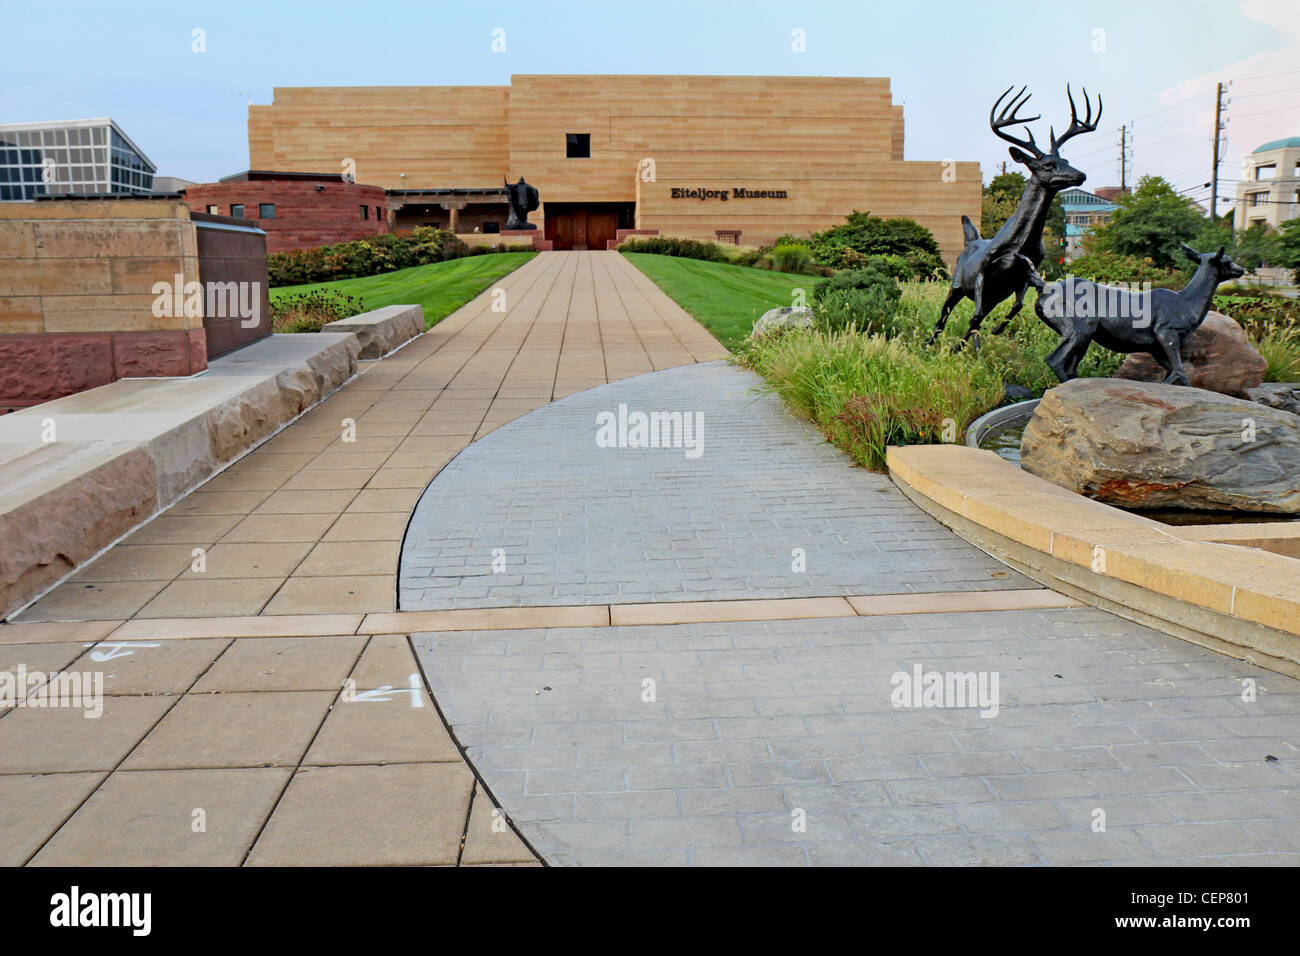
[414,606,1300,866]
[400,361,1033,609]
[14,252,725,624]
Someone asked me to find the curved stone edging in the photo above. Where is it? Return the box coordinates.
[965,399,1040,448]
[887,444,1300,678]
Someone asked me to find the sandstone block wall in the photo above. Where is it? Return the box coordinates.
[0,199,206,411]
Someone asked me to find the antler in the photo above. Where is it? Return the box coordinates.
[1050,85,1102,154]
[990,85,1044,157]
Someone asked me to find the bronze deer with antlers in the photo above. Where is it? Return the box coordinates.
[927,85,1101,350]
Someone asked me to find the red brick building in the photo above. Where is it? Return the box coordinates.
[182,170,388,253]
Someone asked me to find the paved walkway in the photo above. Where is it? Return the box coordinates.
[401,361,1033,609]
[14,252,724,624]
[3,250,1298,866]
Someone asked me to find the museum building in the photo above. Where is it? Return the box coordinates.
[245,75,981,263]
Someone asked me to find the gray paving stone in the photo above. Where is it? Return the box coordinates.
[413,578,1300,867]
[400,363,1032,609]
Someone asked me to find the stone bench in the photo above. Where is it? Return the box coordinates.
[0,333,360,618]
[322,304,424,360]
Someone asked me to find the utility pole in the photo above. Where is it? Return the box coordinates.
[1118,124,1129,192]
[1210,82,1224,222]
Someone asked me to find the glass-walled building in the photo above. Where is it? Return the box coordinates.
[0,118,156,201]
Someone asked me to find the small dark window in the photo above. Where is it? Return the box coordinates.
[360,204,369,220]
[259,203,275,219]
[566,133,590,158]
[230,203,244,218]
[483,221,500,234]
[206,205,218,214]
[376,206,383,221]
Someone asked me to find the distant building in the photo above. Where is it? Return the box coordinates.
[151,175,196,194]
[181,170,390,253]
[0,118,155,201]
[1059,187,1119,260]
[1235,137,1300,231]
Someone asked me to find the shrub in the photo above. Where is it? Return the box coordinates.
[268,227,460,286]
[771,243,814,274]
[270,290,365,333]
[617,236,729,261]
[1253,325,1300,382]
[1214,292,1300,337]
[809,211,948,279]
[1066,250,1186,288]
[810,265,902,335]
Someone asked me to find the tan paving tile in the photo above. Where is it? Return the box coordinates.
[136,577,283,619]
[367,467,434,489]
[295,541,399,577]
[170,490,273,516]
[221,512,337,543]
[69,638,231,695]
[0,641,100,683]
[263,576,395,615]
[192,635,365,692]
[16,581,168,623]
[225,452,316,472]
[382,451,457,470]
[258,433,337,454]
[345,487,423,514]
[304,680,459,765]
[110,614,363,641]
[253,489,359,515]
[199,469,291,493]
[280,468,377,491]
[363,604,610,634]
[69,544,196,583]
[0,695,175,773]
[129,514,242,545]
[122,691,333,770]
[846,589,1083,616]
[28,768,289,866]
[322,513,410,542]
[0,772,107,866]
[184,541,314,578]
[609,596,857,627]
[244,763,473,866]
[0,620,122,646]
[460,783,537,865]
[309,451,393,470]
[346,634,414,686]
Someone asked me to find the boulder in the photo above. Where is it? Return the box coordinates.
[752,306,813,339]
[1246,382,1300,417]
[1020,377,1300,513]
[1115,311,1266,396]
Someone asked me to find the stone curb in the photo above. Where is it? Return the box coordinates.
[886,443,1300,678]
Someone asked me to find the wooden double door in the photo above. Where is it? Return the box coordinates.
[543,203,632,251]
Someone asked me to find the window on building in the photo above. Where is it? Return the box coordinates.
[1256,164,1277,181]
[360,204,369,220]
[259,203,275,219]
[230,203,244,218]
[566,133,591,158]
[1249,192,1267,207]
[206,205,218,214]
[376,206,383,222]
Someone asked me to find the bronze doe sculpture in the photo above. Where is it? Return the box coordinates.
[928,85,1101,350]
[1024,245,1247,384]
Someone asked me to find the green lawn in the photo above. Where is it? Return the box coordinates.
[270,252,537,328]
[621,252,813,351]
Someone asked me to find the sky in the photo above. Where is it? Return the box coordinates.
[2,0,1298,213]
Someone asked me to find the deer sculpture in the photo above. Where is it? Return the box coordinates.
[1022,245,1247,384]
[927,85,1101,350]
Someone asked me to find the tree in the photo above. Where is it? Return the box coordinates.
[1084,175,1205,269]
[1233,222,1275,272]
[1273,218,1300,285]
[979,171,1065,242]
